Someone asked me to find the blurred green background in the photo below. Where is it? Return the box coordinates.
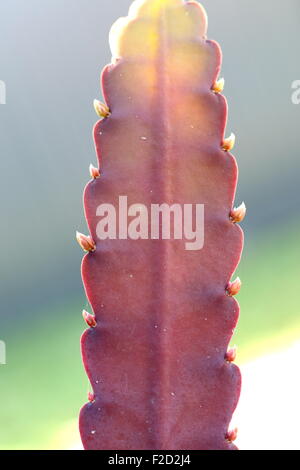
[0,0,299,450]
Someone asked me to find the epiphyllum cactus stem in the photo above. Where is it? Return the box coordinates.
[78,0,245,450]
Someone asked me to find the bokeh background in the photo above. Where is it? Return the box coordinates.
[0,0,299,450]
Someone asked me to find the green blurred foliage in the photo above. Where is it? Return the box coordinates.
[0,300,87,450]
[235,222,300,360]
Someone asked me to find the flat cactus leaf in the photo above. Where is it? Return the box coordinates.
[79,0,244,450]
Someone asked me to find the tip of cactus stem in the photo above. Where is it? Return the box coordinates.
[88,392,95,402]
[82,310,97,328]
[226,427,238,443]
[226,277,242,296]
[93,99,110,118]
[76,232,96,253]
[225,346,237,363]
[222,133,236,152]
[89,164,101,179]
[212,77,225,94]
[230,202,246,223]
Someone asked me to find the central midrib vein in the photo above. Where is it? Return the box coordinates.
[155,3,173,448]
